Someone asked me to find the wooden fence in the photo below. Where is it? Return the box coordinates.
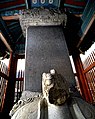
[0,59,24,111]
[14,70,24,103]
[0,61,8,112]
[83,50,95,103]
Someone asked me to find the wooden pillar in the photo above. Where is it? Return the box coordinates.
[2,52,18,114]
[72,52,92,103]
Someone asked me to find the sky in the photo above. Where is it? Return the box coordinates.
[80,42,95,62]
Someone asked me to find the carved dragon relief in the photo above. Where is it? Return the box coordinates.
[19,8,67,36]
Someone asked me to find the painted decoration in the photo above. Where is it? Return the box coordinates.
[31,0,60,8]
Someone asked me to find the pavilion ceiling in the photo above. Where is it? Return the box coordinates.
[0,0,95,58]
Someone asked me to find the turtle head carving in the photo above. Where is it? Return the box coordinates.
[42,69,70,105]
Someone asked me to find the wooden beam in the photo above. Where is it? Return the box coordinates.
[75,14,82,17]
[16,78,24,81]
[77,14,95,48]
[72,53,93,103]
[0,3,26,12]
[0,71,8,80]
[0,32,13,52]
[17,54,25,59]
[2,15,19,21]
[2,53,18,113]
[83,62,95,74]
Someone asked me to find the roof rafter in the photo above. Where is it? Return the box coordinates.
[0,32,13,52]
[2,15,19,21]
[77,14,95,48]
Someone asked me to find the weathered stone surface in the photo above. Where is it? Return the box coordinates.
[42,69,70,105]
[25,26,75,92]
[11,98,39,119]
[69,97,95,119]
[48,103,72,119]
[10,96,95,119]
[10,70,95,119]
[9,91,42,117]
[19,8,67,36]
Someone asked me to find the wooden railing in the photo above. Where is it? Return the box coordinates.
[83,50,95,103]
[14,70,24,103]
[0,61,8,112]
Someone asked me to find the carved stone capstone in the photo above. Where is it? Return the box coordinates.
[19,8,67,36]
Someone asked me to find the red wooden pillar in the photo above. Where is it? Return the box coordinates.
[2,52,18,114]
[72,52,93,103]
